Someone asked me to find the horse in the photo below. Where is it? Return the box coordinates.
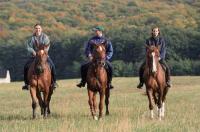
[28,44,53,119]
[144,45,169,120]
[86,43,110,120]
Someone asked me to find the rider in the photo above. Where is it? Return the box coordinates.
[76,25,114,89]
[137,27,171,89]
[22,23,58,90]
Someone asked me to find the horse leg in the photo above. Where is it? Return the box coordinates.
[161,86,169,118]
[93,92,97,117]
[36,91,44,115]
[146,88,154,119]
[88,89,97,120]
[43,91,49,118]
[30,88,38,119]
[99,91,105,119]
[47,89,53,115]
[158,89,164,120]
[105,88,110,115]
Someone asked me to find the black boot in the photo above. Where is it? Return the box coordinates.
[52,82,58,90]
[22,84,30,90]
[76,81,86,88]
[108,83,114,89]
[137,82,143,89]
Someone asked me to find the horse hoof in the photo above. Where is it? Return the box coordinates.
[32,115,36,119]
[98,117,102,121]
[106,111,109,115]
[94,116,98,121]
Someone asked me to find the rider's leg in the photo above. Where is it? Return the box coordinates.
[77,62,90,88]
[159,59,171,88]
[22,57,34,90]
[105,61,114,89]
[137,61,145,89]
[47,57,58,89]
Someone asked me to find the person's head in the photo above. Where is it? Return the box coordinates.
[151,27,160,37]
[92,25,104,37]
[34,23,42,36]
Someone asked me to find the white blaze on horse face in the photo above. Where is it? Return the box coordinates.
[152,52,157,72]
[41,50,44,55]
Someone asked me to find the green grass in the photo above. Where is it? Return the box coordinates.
[0,76,200,132]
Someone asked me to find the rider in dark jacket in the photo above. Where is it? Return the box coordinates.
[137,27,171,89]
[76,25,114,89]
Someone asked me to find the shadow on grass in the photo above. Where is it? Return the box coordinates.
[0,112,65,121]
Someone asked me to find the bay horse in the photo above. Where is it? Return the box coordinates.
[86,43,110,120]
[144,45,169,120]
[28,44,53,119]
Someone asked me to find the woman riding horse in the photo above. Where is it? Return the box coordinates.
[137,27,171,89]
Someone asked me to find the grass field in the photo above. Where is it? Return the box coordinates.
[0,76,200,132]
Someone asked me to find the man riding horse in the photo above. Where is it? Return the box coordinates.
[76,25,114,89]
[137,27,171,89]
[22,24,58,90]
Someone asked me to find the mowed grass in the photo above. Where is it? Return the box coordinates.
[0,76,200,132]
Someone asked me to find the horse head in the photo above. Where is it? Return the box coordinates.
[35,45,49,75]
[92,43,106,66]
[146,45,160,73]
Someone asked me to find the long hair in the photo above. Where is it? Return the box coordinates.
[151,27,161,37]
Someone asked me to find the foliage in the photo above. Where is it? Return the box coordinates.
[0,0,200,80]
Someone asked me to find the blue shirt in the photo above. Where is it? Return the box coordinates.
[85,36,113,60]
[146,36,166,60]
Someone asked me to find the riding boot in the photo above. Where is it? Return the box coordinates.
[137,62,145,89]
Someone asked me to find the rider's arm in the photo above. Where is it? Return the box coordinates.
[27,38,36,56]
[85,39,92,58]
[43,34,50,53]
[160,38,166,60]
[106,40,113,60]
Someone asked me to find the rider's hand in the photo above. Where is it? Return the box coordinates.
[89,56,93,61]
[88,54,93,61]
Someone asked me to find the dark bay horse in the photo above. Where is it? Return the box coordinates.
[28,45,53,119]
[86,43,110,120]
[144,45,169,120]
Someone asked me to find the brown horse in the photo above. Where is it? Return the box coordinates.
[28,45,53,119]
[144,45,169,120]
[86,43,110,120]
